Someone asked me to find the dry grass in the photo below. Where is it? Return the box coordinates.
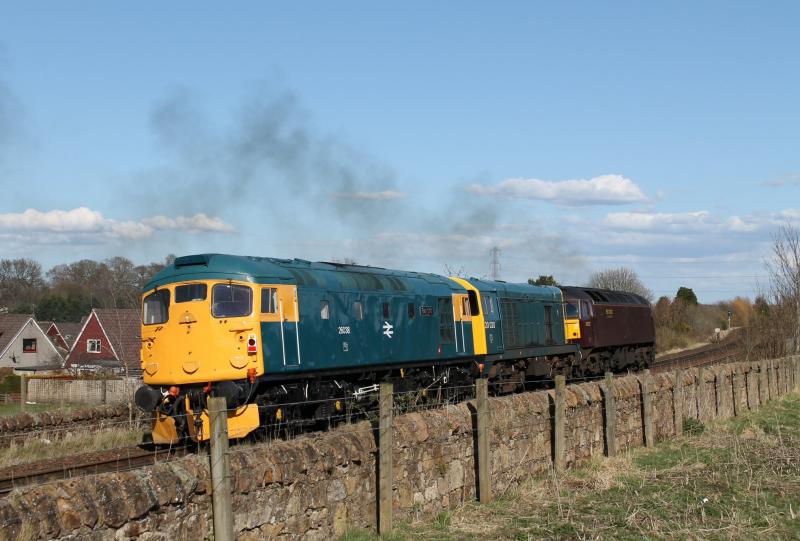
[343,393,800,541]
[0,427,141,469]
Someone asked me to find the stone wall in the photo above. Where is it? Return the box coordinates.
[0,356,797,541]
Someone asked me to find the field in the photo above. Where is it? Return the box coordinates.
[343,392,800,540]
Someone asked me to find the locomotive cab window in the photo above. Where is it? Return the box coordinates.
[461,297,471,317]
[143,289,170,325]
[261,288,278,314]
[175,284,207,303]
[467,290,480,315]
[211,284,252,318]
[565,302,579,318]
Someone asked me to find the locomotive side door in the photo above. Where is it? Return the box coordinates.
[259,284,301,370]
[580,300,594,348]
[452,293,473,354]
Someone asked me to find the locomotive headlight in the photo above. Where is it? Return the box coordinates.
[247,333,258,354]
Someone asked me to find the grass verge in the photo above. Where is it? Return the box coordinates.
[0,427,142,469]
[343,393,800,540]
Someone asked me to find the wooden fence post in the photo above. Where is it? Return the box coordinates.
[714,369,724,418]
[19,374,27,413]
[554,375,566,472]
[696,367,706,421]
[101,378,108,405]
[769,360,778,399]
[603,372,617,456]
[208,396,234,541]
[475,378,491,503]
[641,369,654,447]
[760,361,769,404]
[379,382,393,534]
[732,367,741,417]
[673,369,683,437]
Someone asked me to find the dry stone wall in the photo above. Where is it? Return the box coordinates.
[0,356,797,540]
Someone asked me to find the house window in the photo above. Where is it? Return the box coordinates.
[22,338,36,353]
[320,300,330,320]
[261,288,278,314]
[87,339,101,353]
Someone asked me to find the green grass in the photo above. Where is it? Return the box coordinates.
[343,393,800,541]
[0,402,89,417]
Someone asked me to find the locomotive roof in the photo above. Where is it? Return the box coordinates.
[143,253,466,295]
[560,286,650,306]
[465,278,563,303]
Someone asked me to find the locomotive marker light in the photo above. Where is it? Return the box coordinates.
[247,333,257,354]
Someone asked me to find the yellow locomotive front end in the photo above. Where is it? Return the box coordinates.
[137,279,263,444]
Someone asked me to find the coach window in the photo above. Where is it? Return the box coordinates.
[407,302,415,319]
[353,301,364,320]
[212,284,252,318]
[175,284,207,303]
[261,288,278,314]
[143,289,170,324]
[382,302,390,319]
[320,300,330,320]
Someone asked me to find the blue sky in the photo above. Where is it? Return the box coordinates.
[0,2,798,302]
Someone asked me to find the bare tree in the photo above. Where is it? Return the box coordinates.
[0,258,45,308]
[586,267,653,301]
[766,222,800,353]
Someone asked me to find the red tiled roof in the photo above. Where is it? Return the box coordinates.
[93,309,141,372]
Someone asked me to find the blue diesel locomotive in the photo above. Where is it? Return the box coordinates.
[134,254,650,443]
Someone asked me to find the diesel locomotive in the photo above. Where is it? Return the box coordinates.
[134,254,654,443]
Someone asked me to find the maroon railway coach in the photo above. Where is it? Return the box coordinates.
[560,286,655,374]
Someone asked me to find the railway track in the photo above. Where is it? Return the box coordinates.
[0,444,190,497]
[0,335,746,497]
[653,335,744,373]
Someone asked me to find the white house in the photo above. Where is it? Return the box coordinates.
[0,314,64,370]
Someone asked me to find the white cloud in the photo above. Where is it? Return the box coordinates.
[604,211,712,232]
[330,190,404,201]
[0,207,235,243]
[465,174,648,206]
[142,213,235,233]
